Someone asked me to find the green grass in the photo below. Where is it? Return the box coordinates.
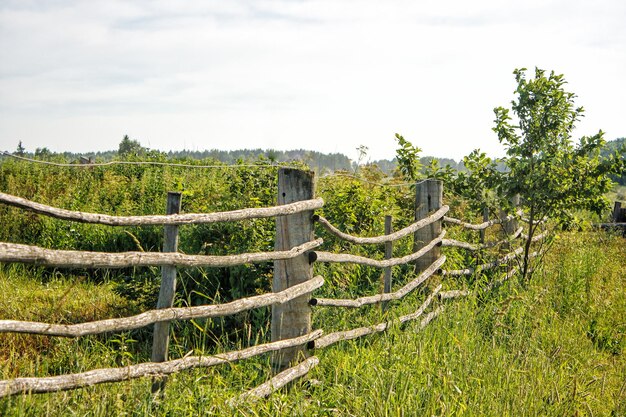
[1,231,625,416]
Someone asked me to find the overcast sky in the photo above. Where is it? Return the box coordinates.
[1,0,624,161]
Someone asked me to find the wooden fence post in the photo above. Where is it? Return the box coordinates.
[382,215,393,312]
[479,206,489,244]
[151,191,182,393]
[272,168,315,371]
[613,201,622,223]
[499,194,519,251]
[414,179,443,274]
[502,194,520,234]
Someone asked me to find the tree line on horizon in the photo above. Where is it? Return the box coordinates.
[9,135,466,176]
[7,135,626,184]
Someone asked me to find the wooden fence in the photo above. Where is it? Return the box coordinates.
[0,169,548,401]
[596,200,626,234]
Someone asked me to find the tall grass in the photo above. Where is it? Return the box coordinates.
[1,231,624,416]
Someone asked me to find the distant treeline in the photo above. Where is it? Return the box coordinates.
[8,140,465,176]
[7,137,624,181]
[80,148,467,176]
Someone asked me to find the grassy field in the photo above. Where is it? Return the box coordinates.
[1,230,624,416]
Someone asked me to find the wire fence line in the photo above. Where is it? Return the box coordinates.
[1,151,297,170]
[1,150,430,188]
[0,172,549,401]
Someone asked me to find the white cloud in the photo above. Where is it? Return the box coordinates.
[0,0,624,160]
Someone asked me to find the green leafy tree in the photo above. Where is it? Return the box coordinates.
[394,133,422,181]
[475,68,626,281]
[34,147,52,159]
[117,135,144,157]
[16,141,25,156]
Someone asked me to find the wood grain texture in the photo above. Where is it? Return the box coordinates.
[272,168,315,370]
[315,206,448,244]
[0,331,322,398]
[442,227,523,250]
[315,231,445,268]
[0,276,324,337]
[414,180,443,273]
[233,356,319,404]
[313,289,442,349]
[441,246,524,276]
[443,213,517,230]
[0,239,322,269]
[0,192,323,226]
[152,191,182,374]
[312,256,445,308]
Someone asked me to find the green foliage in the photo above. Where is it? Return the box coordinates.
[15,141,25,156]
[394,133,423,181]
[450,68,626,281]
[493,68,624,221]
[117,135,145,157]
[602,138,626,185]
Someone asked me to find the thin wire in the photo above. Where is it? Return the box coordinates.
[0,151,296,170]
[319,172,428,188]
[2,151,431,187]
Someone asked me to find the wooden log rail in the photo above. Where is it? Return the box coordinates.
[232,356,320,404]
[0,171,553,401]
[438,289,471,300]
[0,331,322,398]
[443,211,521,230]
[520,230,550,242]
[314,231,445,268]
[313,287,443,349]
[310,256,445,308]
[0,192,324,226]
[441,246,525,276]
[0,276,324,337]
[0,239,322,269]
[314,206,449,244]
[521,215,547,225]
[442,226,523,251]
[439,252,542,299]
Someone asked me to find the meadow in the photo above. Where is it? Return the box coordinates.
[0,157,624,416]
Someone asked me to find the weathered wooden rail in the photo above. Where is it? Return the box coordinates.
[0,172,549,402]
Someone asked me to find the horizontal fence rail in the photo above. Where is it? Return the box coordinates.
[521,230,550,242]
[0,331,323,398]
[438,289,471,300]
[311,256,445,308]
[233,356,320,405]
[314,206,449,244]
[442,227,523,251]
[313,286,442,349]
[0,276,325,337]
[521,215,547,225]
[0,240,322,269]
[443,211,520,230]
[315,231,445,268]
[0,171,556,402]
[0,192,324,226]
[441,246,525,276]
